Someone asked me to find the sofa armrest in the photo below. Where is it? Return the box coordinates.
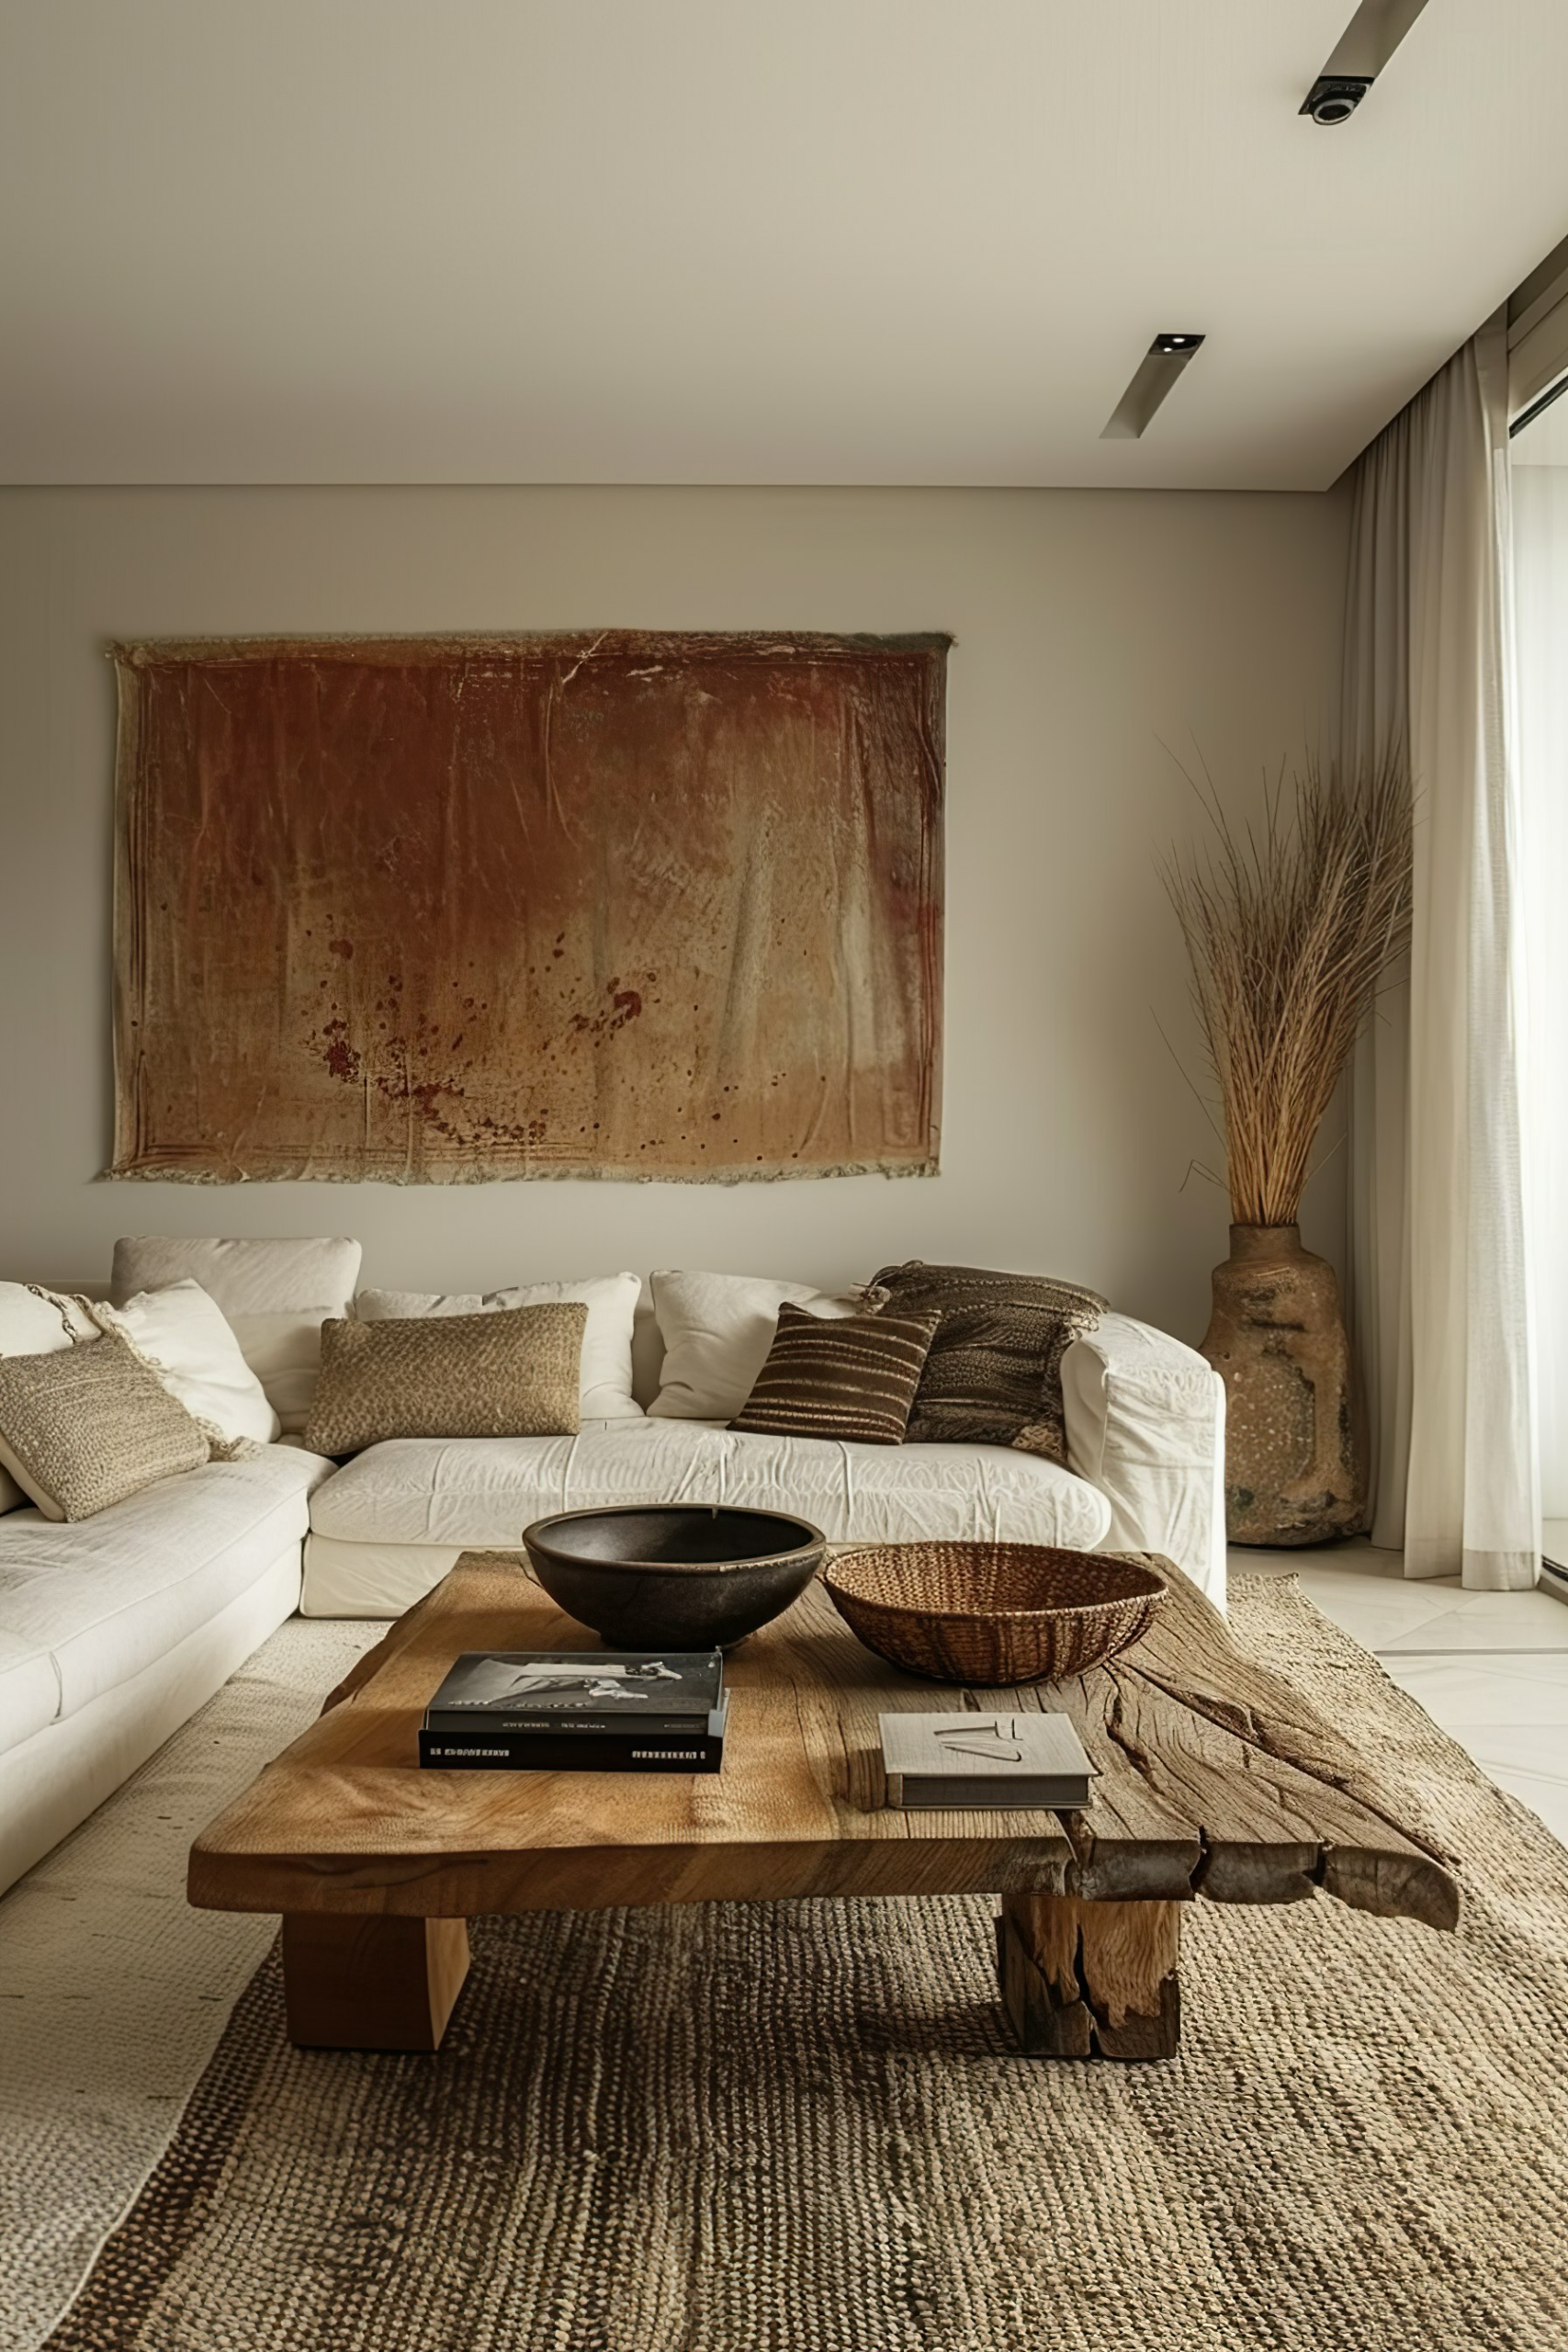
[1062,1314,1226,1608]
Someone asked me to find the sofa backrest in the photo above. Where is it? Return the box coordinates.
[111,1238,362,1436]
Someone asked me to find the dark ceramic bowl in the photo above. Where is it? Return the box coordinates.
[521,1504,827,1649]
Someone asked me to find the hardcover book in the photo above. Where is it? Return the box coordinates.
[419,1649,728,1772]
[879,1712,1096,1810]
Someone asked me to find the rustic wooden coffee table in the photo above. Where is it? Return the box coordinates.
[188,1554,1458,2062]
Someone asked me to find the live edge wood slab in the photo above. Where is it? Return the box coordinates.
[188,1555,1459,2062]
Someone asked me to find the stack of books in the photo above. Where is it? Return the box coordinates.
[879,1712,1095,1809]
[418,1648,728,1772]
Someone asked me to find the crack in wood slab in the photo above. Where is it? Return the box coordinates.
[1116,1652,1457,1873]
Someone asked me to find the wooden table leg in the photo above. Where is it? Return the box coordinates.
[282,1915,471,2052]
[997,1894,1181,2060]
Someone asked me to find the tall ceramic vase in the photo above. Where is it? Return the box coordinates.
[1200,1224,1366,1547]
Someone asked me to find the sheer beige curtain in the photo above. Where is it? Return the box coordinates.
[1341,309,1540,1588]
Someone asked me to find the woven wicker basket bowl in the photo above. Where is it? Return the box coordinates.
[821,1544,1168,1684]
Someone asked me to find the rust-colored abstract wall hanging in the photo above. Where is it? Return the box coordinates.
[109,631,946,1183]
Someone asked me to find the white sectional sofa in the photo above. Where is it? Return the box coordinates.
[0,1447,330,1894]
[0,1242,1224,1897]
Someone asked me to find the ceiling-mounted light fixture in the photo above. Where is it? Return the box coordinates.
[1100,333,1206,442]
[1302,75,1373,126]
[1301,0,1432,124]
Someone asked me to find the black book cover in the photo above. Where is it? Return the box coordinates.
[423,1648,724,1738]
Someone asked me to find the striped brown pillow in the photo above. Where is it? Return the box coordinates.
[728,1304,940,1446]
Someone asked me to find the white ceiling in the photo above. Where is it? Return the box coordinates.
[4,0,1567,491]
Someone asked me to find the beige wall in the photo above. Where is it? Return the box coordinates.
[0,484,1348,1347]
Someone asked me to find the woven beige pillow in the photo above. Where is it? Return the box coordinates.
[0,1329,210,1521]
[304,1303,588,1456]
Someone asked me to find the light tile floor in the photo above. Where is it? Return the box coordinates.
[1236,1537,1568,1842]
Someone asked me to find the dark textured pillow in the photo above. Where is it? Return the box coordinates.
[869,1262,1106,1461]
[728,1304,940,1447]
[304,1304,587,1456]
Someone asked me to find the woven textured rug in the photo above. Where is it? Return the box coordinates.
[42,1581,1568,2352]
[0,1617,384,2352]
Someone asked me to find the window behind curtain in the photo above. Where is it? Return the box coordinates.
[1512,400,1568,1528]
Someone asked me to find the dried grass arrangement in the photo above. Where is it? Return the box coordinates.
[1164,751,1413,1227]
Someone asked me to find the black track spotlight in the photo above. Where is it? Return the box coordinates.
[1301,74,1374,125]
[1100,334,1207,442]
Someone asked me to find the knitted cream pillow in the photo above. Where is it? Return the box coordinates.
[0,1329,210,1521]
[0,1281,99,1513]
[354,1274,642,1420]
[304,1303,588,1457]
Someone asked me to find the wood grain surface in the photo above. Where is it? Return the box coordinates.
[188,1555,1459,1933]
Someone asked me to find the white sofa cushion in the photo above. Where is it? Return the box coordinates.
[0,1628,60,1755]
[302,1534,463,1617]
[111,1238,362,1435]
[307,1418,1112,1554]
[88,1280,281,1447]
[647,1271,884,1422]
[0,1444,330,1733]
[355,1273,642,1421]
[0,1550,302,1897]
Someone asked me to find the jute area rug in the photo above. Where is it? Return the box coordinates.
[43,1580,1568,2352]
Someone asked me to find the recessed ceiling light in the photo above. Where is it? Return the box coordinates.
[1100,334,1206,442]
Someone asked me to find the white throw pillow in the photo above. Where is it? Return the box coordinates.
[111,1238,362,1435]
[91,1280,280,1447]
[0,1281,98,1510]
[354,1273,643,1420]
[0,1283,97,1355]
[647,1271,885,1422]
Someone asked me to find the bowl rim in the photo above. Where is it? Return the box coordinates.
[524,1502,828,1578]
[822,1544,1168,1622]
